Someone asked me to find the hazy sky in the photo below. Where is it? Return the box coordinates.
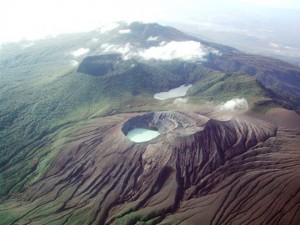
[1,0,300,43]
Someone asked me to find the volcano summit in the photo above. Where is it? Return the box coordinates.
[0,22,300,225]
[2,109,300,225]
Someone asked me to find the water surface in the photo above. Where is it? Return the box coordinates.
[126,128,160,143]
[154,84,192,100]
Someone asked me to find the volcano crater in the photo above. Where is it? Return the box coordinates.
[122,111,208,143]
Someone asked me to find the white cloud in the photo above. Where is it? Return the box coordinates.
[139,41,210,61]
[101,43,133,59]
[100,41,219,61]
[159,41,167,46]
[119,29,131,34]
[217,98,248,111]
[71,48,90,57]
[147,36,159,41]
[70,60,79,66]
[99,23,120,33]
[210,49,222,56]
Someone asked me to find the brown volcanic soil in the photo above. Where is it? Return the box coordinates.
[2,109,300,225]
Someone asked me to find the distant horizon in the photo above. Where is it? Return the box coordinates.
[1,0,300,43]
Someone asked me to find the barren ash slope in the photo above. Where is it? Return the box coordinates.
[0,22,300,225]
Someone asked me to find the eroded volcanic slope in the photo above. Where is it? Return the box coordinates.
[1,109,299,225]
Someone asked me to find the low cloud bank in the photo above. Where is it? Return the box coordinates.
[217,98,248,111]
[101,41,219,61]
[139,41,209,61]
[71,48,90,57]
[101,43,132,59]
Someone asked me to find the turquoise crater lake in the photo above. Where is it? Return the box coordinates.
[126,128,160,143]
